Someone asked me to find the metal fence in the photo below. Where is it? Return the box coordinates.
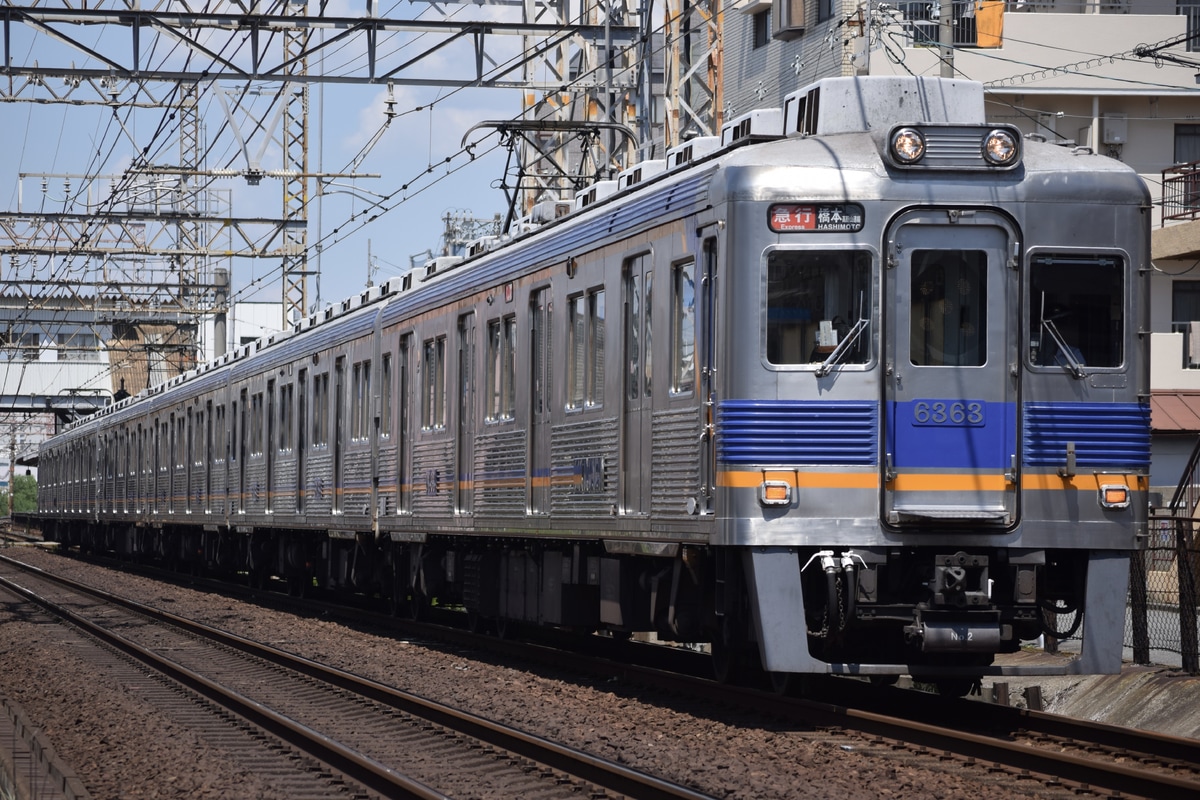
[1127,515,1200,672]
[1126,431,1200,673]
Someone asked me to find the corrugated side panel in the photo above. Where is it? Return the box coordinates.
[475,427,528,517]
[550,415,619,517]
[717,400,877,466]
[651,407,702,516]
[1023,402,1151,469]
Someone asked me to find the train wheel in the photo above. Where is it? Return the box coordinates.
[495,615,515,640]
[711,638,751,684]
[769,671,800,696]
[406,591,429,621]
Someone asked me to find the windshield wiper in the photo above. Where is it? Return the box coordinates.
[1041,318,1086,379]
[816,317,869,377]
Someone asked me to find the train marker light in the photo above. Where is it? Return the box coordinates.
[891,128,925,163]
[983,129,1019,165]
[1099,484,1130,509]
[759,480,792,506]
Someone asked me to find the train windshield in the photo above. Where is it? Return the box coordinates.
[766,250,871,366]
[1028,254,1124,371]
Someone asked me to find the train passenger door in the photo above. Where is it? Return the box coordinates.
[622,252,653,516]
[456,312,475,515]
[883,210,1018,526]
[529,288,551,515]
[266,379,275,513]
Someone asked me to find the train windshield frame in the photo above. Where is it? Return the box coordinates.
[764,248,873,368]
[1027,253,1126,372]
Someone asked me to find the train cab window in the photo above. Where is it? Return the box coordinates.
[909,249,987,367]
[766,250,871,366]
[1029,254,1124,370]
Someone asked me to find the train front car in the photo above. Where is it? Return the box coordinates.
[716,77,1149,692]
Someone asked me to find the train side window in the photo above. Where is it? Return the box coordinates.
[423,335,447,431]
[1029,254,1124,369]
[567,290,604,409]
[766,250,871,366]
[909,249,987,367]
[486,315,517,421]
[671,261,696,395]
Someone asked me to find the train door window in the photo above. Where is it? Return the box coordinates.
[1028,254,1124,369]
[625,253,653,399]
[423,335,447,431]
[766,250,871,366]
[215,404,226,464]
[297,369,307,511]
[279,383,294,452]
[671,261,696,395]
[380,354,392,438]
[397,334,412,512]
[486,315,517,421]
[352,360,371,441]
[909,249,987,367]
[251,392,264,456]
[313,372,329,446]
[568,289,605,409]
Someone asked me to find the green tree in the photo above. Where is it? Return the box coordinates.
[0,473,38,514]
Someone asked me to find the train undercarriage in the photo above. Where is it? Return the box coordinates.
[43,519,1095,696]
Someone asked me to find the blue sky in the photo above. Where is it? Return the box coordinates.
[0,2,529,319]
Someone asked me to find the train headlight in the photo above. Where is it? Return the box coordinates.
[982,129,1019,165]
[1099,484,1130,509]
[891,128,925,164]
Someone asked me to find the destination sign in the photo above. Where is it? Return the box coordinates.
[769,203,864,233]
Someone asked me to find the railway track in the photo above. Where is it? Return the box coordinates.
[6,547,1200,800]
[0,554,714,800]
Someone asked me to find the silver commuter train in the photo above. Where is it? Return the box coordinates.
[37,76,1150,692]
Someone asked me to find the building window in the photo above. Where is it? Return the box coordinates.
[567,290,605,409]
[753,10,770,48]
[1173,280,1200,367]
[1175,124,1200,165]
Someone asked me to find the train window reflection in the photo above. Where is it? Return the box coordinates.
[1029,254,1123,369]
[910,249,987,367]
[766,250,871,366]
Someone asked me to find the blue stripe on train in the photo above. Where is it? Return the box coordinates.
[717,400,877,466]
[1023,402,1150,469]
[716,399,1150,471]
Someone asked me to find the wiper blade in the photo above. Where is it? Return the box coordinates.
[1041,318,1086,379]
[816,317,869,377]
